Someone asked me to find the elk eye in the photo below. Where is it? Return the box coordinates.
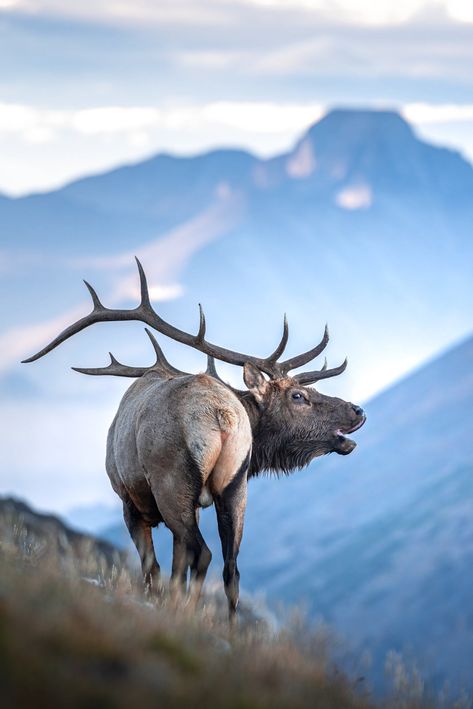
[291,392,305,402]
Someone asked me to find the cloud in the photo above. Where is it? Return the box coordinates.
[0,101,324,143]
[0,305,87,374]
[201,101,324,134]
[4,1,472,28]
[71,106,162,135]
[0,0,233,26]
[242,0,432,25]
[403,103,473,124]
[0,104,63,144]
[2,0,473,90]
[446,0,473,22]
[0,103,161,143]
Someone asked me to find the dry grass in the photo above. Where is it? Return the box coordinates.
[0,512,373,709]
[0,504,468,709]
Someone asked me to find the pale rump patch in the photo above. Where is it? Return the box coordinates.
[209,414,252,496]
[177,374,252,498]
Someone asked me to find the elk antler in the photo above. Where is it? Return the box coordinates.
[22,258,346,384]
[71,328,190,378]
[292,356,348,385]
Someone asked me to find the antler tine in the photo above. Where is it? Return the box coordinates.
[293,357,347,386]
[21,291,111,365]
[144,328,189,377]
[279,324,329,375]
[265,314,289,365]
[72,352,151,378]
[205,354,219,378]
[205,354,232,388]
[205,355,248,396]
[197,304,206,343]
[23,265,156,367]
[135,256,152,309]
[83,280,104,310]
[71,330,191,378]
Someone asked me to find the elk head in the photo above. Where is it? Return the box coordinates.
[22,258,366,474]
[241,363,365,476]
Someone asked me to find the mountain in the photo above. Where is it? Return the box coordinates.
[2,108,473,388]
[100,333,473,692]
[65,500,122,535]
[287,109,473,205]
[0,496,125,575]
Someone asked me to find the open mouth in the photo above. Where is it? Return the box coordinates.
[334,414,366,454]
[336,415,366,439]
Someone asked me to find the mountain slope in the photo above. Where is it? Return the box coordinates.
[0,496,125,574]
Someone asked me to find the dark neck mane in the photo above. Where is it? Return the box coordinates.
[238,392,323,477]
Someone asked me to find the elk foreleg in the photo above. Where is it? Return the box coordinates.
[214,450,250,622]
[123,499,161,597]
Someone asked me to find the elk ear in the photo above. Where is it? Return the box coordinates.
[243,363,269,404]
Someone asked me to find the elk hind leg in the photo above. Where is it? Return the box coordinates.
[123,498,161,597]
[188,524,212,608]
[155,491,212,607]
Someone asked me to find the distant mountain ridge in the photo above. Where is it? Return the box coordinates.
[3,109,472,408]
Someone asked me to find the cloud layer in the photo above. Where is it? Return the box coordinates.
[3,1,473,26]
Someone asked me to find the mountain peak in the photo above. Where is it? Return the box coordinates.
[304,107,414,143]
[282,106,451,197]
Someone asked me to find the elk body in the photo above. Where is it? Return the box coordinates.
[23,259,366,618]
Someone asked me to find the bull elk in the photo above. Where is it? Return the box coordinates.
[23,259,366,619]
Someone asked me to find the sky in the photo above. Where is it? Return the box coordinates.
[1,0,473,194]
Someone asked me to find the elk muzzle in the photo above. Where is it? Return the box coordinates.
[333,404,366,455]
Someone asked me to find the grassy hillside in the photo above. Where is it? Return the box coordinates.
[0,498,444,709]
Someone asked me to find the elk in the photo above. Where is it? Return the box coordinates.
[23,259,366,619]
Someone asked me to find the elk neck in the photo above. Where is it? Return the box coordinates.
[237,391,287,477]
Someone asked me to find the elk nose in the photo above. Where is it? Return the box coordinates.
[352,404,364,417]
